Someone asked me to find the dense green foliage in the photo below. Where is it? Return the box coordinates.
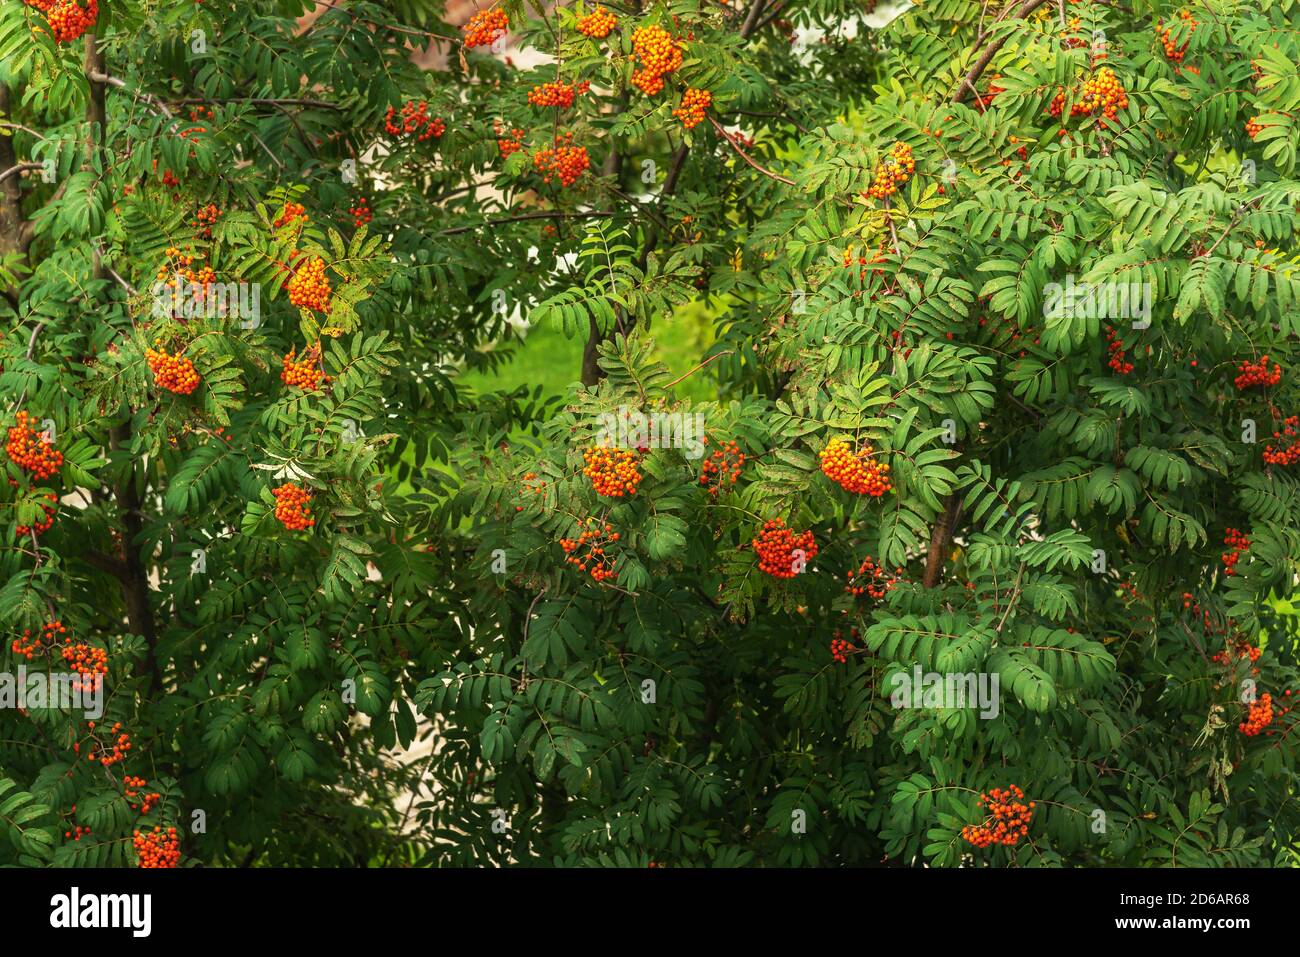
[2,0,1300,868]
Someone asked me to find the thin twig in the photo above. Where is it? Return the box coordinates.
[707,115,796,185]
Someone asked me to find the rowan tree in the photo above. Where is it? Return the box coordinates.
[1,0,1299,869]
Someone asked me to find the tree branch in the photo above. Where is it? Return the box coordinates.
[949,0,1054,104]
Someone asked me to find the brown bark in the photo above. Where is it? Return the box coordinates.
[922,494,963,588]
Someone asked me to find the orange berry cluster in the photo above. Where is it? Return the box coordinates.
[273,483,316,530]
[463,8,508,48]
[517,470,548,506]
[533,134,591,187]
[698,438,745,495]
[124,776,161,816]
[84,721,132,767]
[1263,415,1300,466]
[1050,67,1129,124]
[528,80,590,109]
[846,555,903,600]
[961,785,1035,849]
[154,247,217,303]
[6,412,63,480]
[578,6,618,38]
[752,518,817,579]
[559,520,621,582]
[146,341,201,395]
[631,24,683,96]
[1221,527,1250,576]
[496,123,526,159]
[1246,116,1265,139]
[1240,693,1274,736]
[192,202,221,239]
[15,491,58,538]
[61,643,108,693]
[133,827,181,868]
[273,200,308,229]
[865,142,915,199]
[673,88,712,129]
[281,346,327,391]
[24,0,97,44]
[1234,355,1281,389]
[819,439,892,496]
[384,101,445,142]
[288,257,332,313]
[1156,10,1196,63]
[11,619,65,660]
[583,445,643,497]
[349,196,373,227]
[1104,325,1134,375]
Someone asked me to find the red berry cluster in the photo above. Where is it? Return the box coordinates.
[583,445,643,498]
[578,6,618,38]
[7,412,63,480]
[124,776,161,816]
[15,490,58,538]
[273,200,308,229]
[752,518,817,579]
[673,88,712,129]
[698,438,745,495]
[1234,355,1281,390]
[463,9,508,48]
[384,101,445,142]
[349,196,373,228]
[961,785,1035,849]
[865,142,915,199]
[146,341,201,395]
[273,483,315,530]
[1104,326,1134,374]
[61,643,108,693]
[631,24,683,96]
[1263,415,1300,466]
[559,520,621,582]
[1240,693,1274,736]
[533,134,591,187]
[65,824,91,842]
[1156,9,1197,63]
[528,80,590,109]
[829,628,858,664]
[819,439,892,496]
[1221,527,1250,576]
[133,827,181,868]
[11,619,65,660]
[281,346,328,391]
[846,555,903,600]
[24,0,98,44]
[288,257,332,313]
[1211,639,1262,667]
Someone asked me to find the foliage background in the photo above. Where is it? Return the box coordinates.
[1,0,1299,867]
